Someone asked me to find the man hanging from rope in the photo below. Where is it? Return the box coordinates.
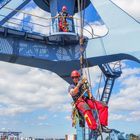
[68,70,112,136]
[58,6,72,32]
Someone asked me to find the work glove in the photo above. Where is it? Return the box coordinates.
[82,78,88,84]
[77,78,87,87]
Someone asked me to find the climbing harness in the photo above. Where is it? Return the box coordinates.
[58,14,69,32]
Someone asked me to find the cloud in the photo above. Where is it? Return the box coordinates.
[109,77,140,112]
[29,7,51,35]
[0,57,139,124]
[0,62,70,116]
[4,2,33,30]
[111,0,140,22]
[37,122,50,126]
[84,23,108,38]
[109,65,140,122]
[65,115,71,121]
[0,62,103,116]
[110,111,140,122]
[4,4,51,35]
[127,111,140,121]
[109,113,125,121]
[73,14,108,38]
[120,67,140,79]
[38,115,48,120]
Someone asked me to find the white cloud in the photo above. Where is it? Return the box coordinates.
[73,14,108,38]
[110,110,140,122]
[83,66,102,87]
[109,65,140,122]
[0,59,139,124]
[37,122,50,126]
[38,115,48,120]
[4,4,33,30]
[109,113,125,121]
[29,7,51,35]
[83,24,108,38]
[65,115,71,121]
[0,62,70,116]
[127,111,140,121]
[111,0,140,22]
[120,67,140,79]
[109,77,140,112]
[4,5,51,35]
[0,62,103,116]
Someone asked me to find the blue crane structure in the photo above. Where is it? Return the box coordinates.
[0,0,140,139]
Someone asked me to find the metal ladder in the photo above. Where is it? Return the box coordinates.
[99,63,122,104]
[101,77,115,104]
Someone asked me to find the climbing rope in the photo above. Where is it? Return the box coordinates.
[76,0,104,139]
[96,72,103,100]
[83,50,104,139]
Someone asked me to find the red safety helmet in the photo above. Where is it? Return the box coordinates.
[62,5,67,11]
[71,70,80,78]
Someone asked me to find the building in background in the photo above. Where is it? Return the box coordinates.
[65,134,76,140]
[0,131,22,140]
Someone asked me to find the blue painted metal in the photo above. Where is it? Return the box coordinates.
[0,27,81,61]
[0,26,139,84]
[0,26,81,82]
[101,77,116,104]
[33,0,91,14]
[0,0,30,25]
[109,129,128,140]
[0,0,11,9]
[99,63,122,104]
[76,123,85,140]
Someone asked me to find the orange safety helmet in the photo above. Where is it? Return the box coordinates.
[71,70,80,78]
[62,5,67,11]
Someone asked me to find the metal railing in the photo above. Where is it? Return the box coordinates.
[0,0,11,8]
[1,6,98,38]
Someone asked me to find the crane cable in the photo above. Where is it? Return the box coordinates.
[84,51,103,140]
[77,0,86,78]
[77,0,103,139]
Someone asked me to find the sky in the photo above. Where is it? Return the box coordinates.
[111,0,140,23]
[0,0,140,139]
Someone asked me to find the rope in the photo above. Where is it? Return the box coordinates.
[84,50,103,139]
[96,72,103,100]
[3,6,55,20]
[76,0,103,139]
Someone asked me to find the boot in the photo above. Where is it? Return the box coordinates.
[102,125,112,133]
[94,129,101,137]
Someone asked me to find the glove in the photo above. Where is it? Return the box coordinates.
[77,78,87,87]
[82,78,88,84]
[77,80,83,87]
